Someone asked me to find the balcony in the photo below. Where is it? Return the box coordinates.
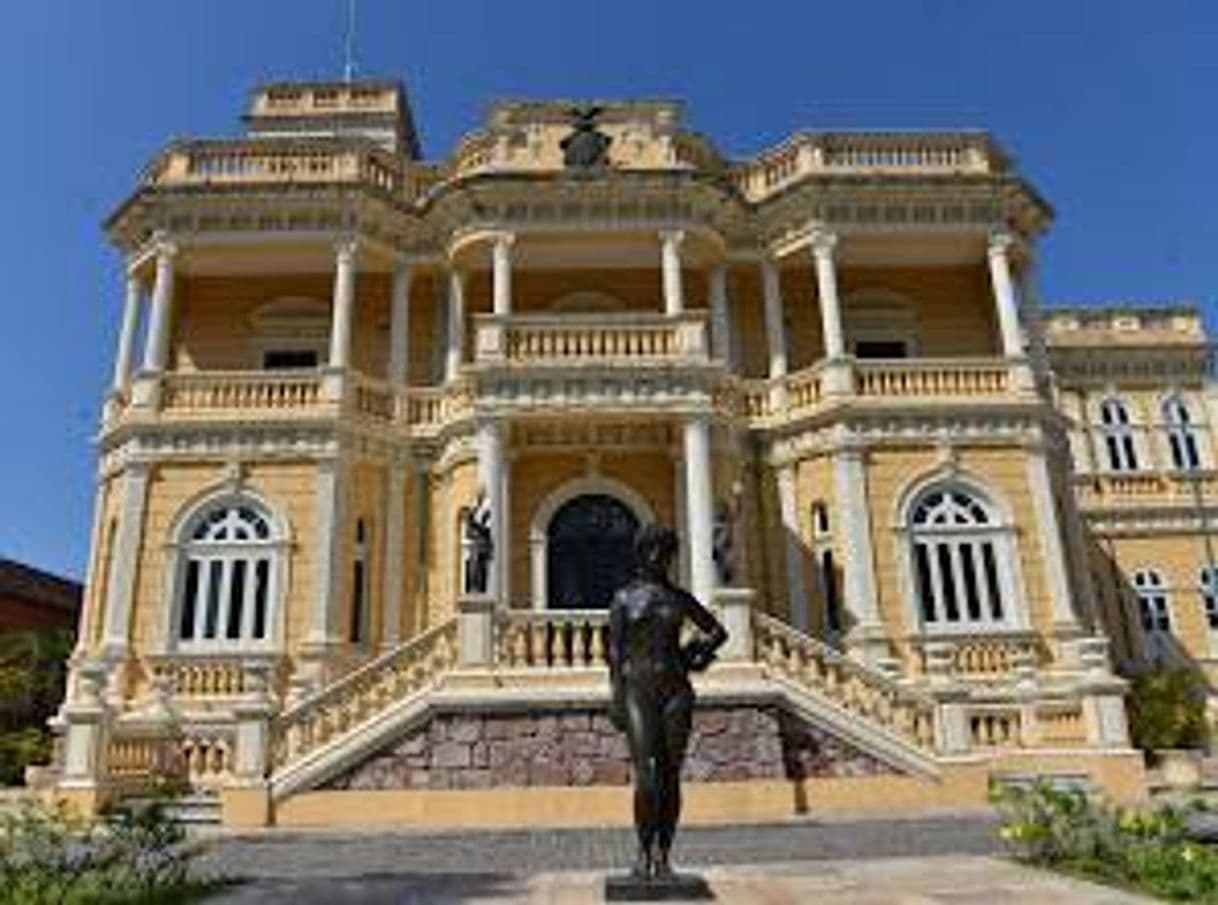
[105,349,1028,440]
[472,311,709,367]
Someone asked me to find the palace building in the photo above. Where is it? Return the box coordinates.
[46,78,1216,827]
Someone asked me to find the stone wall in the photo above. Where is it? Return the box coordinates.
[324,703,895,791]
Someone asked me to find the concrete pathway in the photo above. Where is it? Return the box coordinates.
[202,856,1150,903]
[196,818,1152,903]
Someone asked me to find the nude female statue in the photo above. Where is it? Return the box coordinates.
[607,524,728,880]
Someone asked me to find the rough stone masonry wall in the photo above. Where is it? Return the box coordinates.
[325,704,894,791]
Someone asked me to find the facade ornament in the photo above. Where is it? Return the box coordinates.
[560,106,612,169]
[462,489,494,594]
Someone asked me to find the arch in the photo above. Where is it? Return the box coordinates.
[1132,566,1174,662]
[529,476,654,609]
[1162,393,1202,470]
[1097,396,1140,472]
[895,473,1026,634]
[160,478,291,652]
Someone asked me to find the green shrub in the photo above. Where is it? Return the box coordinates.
[0,629,73,787]
[992,778,1218,901]
[1127,667,1208,752]
[0,795,215,904]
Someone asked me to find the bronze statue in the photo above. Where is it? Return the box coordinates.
[560,105,612,169]
[608,524,728,886]
[462,492,493,594]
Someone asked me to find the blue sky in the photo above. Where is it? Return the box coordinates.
[1,1,1216,579]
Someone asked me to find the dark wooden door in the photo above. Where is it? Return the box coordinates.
[546,494,639,609]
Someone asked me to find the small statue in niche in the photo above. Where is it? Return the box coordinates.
[462,491,493,595]
[712,481,743,587]
[560,105,612,169]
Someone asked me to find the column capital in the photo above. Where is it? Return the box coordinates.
[490,230,516,249]
[987,230,1015,257]
[153,238,179,261]
[809,227,837,257]
[659,228,686,247]
[333,235,359,259]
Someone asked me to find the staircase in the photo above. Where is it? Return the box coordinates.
[265,609,945,801]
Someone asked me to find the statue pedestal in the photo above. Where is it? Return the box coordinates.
[604,872,713,901]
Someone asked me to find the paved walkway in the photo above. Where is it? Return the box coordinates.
[197,817,1151,903]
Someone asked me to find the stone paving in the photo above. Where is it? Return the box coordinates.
[194,815,1151,902]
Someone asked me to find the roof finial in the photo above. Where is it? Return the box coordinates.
[343,0,357,83]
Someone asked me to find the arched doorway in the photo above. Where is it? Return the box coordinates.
[546,494,639,609]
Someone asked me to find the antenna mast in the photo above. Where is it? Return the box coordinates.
[343,0,357,83]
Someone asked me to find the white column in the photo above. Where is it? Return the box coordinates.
[1025,442,1083,634]
[476,420,507,605]
[987,232,1024,358]
[660,230,685,316]
[708,263,731,363]
[445,269,465,381]
[381,460,406,649]
[761,259,788,380]
[141,240,177,373]
[308,459,347,648]
[387,256,413,385]
[776,463,810,632]
[492,232,514,316]
[810,229,844,360]
[100,463,150,654]
[112,273,143,392]
[831,439,884,658]
[683,415,715,606]
[327,238,358,369]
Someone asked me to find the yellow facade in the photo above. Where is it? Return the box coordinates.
[49,77,1191,827]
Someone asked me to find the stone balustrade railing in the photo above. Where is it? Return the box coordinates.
[854,358,1011,398]
[146,654,285,700]
[160,371,325,413]
[497,610,609,669]
[146,139,401,195]
[909,633,1042,681]
[270,618,458,770]
[1074,470,1218,507]
[474,312,709,366]
[730,132,1001,201]
[752,612,937,752]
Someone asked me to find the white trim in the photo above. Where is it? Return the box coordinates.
[528,475,654,610]
[101,463,150,653]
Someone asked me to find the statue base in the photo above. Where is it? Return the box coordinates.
[604,871,713,901]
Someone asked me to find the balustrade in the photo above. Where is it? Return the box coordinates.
[752,612,937,751]
[968,709,1022,748]
[270,619,457,770]
[731,132,999,201]
[497,610,609,669]
[160,371,323,413]
[474,312,708,366]
[912,634,1042,680]
[149,140,401,195]
[180,729,235,790]
[854,359,1010,398]
[1036,702,1087,746]
[147,655,283,700]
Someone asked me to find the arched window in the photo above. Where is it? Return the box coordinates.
[907,485,1017,631]
[810,502,840,638]
[177,501,280,649]
[1163,396,1201,471]
[1199,566,1218,631]
[1099,398,1139,472]
[1132,568,1171,635]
